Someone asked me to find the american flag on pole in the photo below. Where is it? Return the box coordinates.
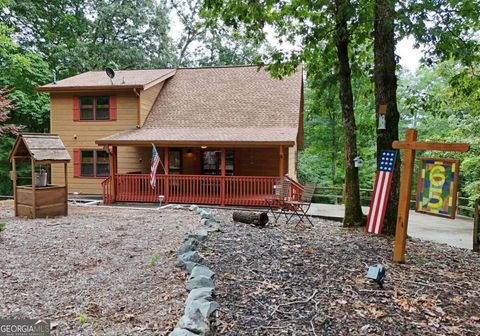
[366,150,397,234]
[150,144,160,189]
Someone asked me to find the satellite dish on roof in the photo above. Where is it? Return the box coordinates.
[106,67,116,85]
[106,67,115,79]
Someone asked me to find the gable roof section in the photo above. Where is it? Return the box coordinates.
[97,66,303,146]
[9,133,71,162]
[38,69,176,92]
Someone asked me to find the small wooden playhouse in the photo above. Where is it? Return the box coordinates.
[9,133,71,218]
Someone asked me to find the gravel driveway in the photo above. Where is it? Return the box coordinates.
[0,203,200,335]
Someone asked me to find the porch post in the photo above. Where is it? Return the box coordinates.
[110,146,118,202]
[31,158,36,218]
[220,148,226,206]
[64,162,68,215]
[12,158,17,216]
[164,147,169,204]
[279,145,285,178]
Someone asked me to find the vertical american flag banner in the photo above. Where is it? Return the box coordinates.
[150,144,161,189]
[366,150,398,234]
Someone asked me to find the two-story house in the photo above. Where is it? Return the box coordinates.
[38,65,304,206]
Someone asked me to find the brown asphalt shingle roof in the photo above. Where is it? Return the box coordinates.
[38,69,176,91]
[97,66,302,145]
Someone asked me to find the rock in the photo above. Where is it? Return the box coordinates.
[185,300,219,319]
[171,204,186,210]
[205,223,221,232]
[188,229,209,242]
[186,287,214,304]
[186,276,215,291]
[177,308,210,335]
[199,211,212,219]
[202,218,218,226]
[188,205,199,211]
[176,238,199,256]
[185,261,199,274]
[190,265,214,280]
[194,207,203,215]
[169,328,198,336]
[175,251,202,269]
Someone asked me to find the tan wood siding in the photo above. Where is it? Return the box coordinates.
[139,82,164,126]
[50,92,140,194]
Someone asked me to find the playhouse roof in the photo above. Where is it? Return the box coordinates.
[9,133,71,163]
[96,66,303,146]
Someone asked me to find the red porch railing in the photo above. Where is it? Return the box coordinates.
[101,176,114,204]
[285,175,304,201]
[115,174,166,202]
[103,174,295,206]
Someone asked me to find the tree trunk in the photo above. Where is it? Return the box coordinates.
[330,111,338,185]
[374,0,401,234]
[233,211,269,227]
[334,0,364,227]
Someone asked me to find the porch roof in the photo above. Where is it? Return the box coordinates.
[95,127,297,146]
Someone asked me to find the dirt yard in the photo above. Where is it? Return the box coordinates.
[0,203,200,335]
[203,209,480,336]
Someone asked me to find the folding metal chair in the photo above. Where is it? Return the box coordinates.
[265,178,290,222]
[284,182,316,227]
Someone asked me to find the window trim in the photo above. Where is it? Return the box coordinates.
[77,149,110,179]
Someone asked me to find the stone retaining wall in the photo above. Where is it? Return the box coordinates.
[169,205,221,336]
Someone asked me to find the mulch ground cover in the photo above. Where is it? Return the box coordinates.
[0,203,201,335]
[202,209,480,336]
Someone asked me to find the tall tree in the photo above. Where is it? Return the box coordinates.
[373,0,400,234]
[334,0,364,225]
[374,0,480,233]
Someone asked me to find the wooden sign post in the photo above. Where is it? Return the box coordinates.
[391,129,470,262]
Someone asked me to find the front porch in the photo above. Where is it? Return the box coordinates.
[102,174,303,206]
[101,145,302,206]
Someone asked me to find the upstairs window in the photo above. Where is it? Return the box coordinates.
[80,96,110,120]
[73,96,117,121]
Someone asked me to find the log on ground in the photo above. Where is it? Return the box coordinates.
[232,211,269,227]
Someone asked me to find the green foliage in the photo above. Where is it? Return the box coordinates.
[0,25,51,195]
[398,0,480,66]
[1,0,175,76]
[0,24,50,131]
[0,222,5,232]
[169,0,265,66]
[75,312,89,325]
[397,61,480,201]
[149,254,161,266]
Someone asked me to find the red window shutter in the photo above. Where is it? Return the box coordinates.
[109,96,117,121]
[73,149,81,177]
[73,96,80,121]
